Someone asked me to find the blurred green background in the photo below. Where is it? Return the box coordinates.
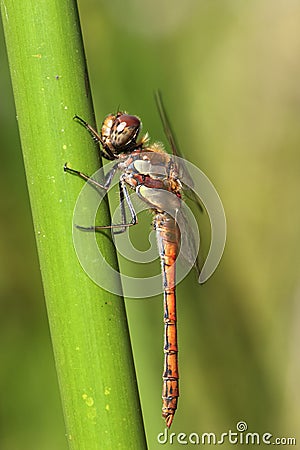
[1,0,300,448]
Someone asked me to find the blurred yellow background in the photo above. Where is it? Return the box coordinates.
[1,0,300,448]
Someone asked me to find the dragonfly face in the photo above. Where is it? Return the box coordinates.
[101,112,141,156]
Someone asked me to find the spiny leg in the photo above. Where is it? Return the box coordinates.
[74,115,102,143]
[89,180,138,234]
[65,166,138,233]
[73,115,114,160]
[64,163,107,190]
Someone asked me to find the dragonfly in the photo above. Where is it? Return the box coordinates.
[64,92,201,428]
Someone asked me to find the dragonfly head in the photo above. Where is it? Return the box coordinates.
[101,112,142,156]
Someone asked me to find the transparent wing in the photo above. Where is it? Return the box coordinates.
[174,205,201,281]
[154,90,203,212]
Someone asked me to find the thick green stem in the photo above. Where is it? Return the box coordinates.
[0,0,146,448]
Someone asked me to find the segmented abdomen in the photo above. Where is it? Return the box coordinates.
[155,212,180,428]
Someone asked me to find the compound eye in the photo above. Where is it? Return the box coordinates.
[111,114,140,149]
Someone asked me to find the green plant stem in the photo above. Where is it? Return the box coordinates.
[0,0,146,448]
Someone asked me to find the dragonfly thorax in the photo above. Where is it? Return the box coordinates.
[101,112,142,156]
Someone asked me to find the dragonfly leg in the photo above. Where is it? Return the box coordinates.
[120,179,137,225]
[89,179,138,234]
[64,161,119,189]
[73,115,114,160]
[66,169,138,234]
[64,163,108,190]
[74,115,102,143]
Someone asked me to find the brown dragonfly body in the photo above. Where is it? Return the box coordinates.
[65,99,195,427]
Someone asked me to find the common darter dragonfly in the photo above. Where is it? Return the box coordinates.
[65,92,202,428]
